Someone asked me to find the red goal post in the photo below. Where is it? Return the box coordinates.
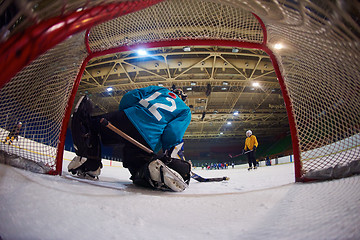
[0,0,359,181]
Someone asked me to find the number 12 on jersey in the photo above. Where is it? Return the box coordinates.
[139,91,176,121]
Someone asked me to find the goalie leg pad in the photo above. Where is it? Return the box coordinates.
[71,96,100,158]
[68,156,87,174]
[148,159,188,192]
[71,95,102,168]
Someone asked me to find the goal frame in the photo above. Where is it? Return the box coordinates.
[0,1,301,179]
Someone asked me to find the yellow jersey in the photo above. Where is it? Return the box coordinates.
[244,135,258,151]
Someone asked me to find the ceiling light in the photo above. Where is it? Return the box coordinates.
[227,121,231,125]
[183,46,191,52]
[186,87,192,91]
[191,82,196,86]
[232,48,239,53]
[233,111,239,116]
[252,82,260,87]
[137,49,148,56]
[274,43,283,50]
[220,132,224,135]
[221,87,227,90]
[158,83,163,87]
[106,87,113,92]
[222,81,229,85]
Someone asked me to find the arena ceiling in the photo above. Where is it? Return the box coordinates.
[76,45,290,142]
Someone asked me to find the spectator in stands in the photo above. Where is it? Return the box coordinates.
[266,156,271,166]
[3,122,22,145]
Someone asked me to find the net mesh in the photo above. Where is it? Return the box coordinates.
[0,31,87,169]
[0,0,359,178]
[89,0,263,51]
[261,0,360,175]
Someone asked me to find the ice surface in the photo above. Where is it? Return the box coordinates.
[0,159,359,240]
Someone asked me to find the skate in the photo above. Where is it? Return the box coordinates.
[148,159,188,192]
[248,167,252,171]
[68,156,101,180]
[254,166,257,170]
[75,168,101,181]
[68,156,102,180]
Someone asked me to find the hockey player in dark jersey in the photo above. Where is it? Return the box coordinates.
[3,122,22,145]
[68,86,192,192]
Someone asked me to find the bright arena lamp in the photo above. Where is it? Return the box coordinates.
[274,43,284,50]
[137,49,148,56]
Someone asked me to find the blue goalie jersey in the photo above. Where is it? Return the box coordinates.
[119,86,191,152]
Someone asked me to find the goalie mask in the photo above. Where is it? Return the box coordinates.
[246,130,252,137]
[171,88,188,102]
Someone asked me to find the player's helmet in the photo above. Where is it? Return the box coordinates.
[172,88,188,102]
[246,130,252,137]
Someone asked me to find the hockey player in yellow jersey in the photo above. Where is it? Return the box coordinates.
[243,130,258,170]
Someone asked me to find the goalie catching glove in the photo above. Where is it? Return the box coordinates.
[159,141,191,185]
[131,142,191,192]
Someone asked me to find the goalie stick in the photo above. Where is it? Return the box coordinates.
[100,118,229,183]
[228,150,253,158]
[191,172,229,182]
